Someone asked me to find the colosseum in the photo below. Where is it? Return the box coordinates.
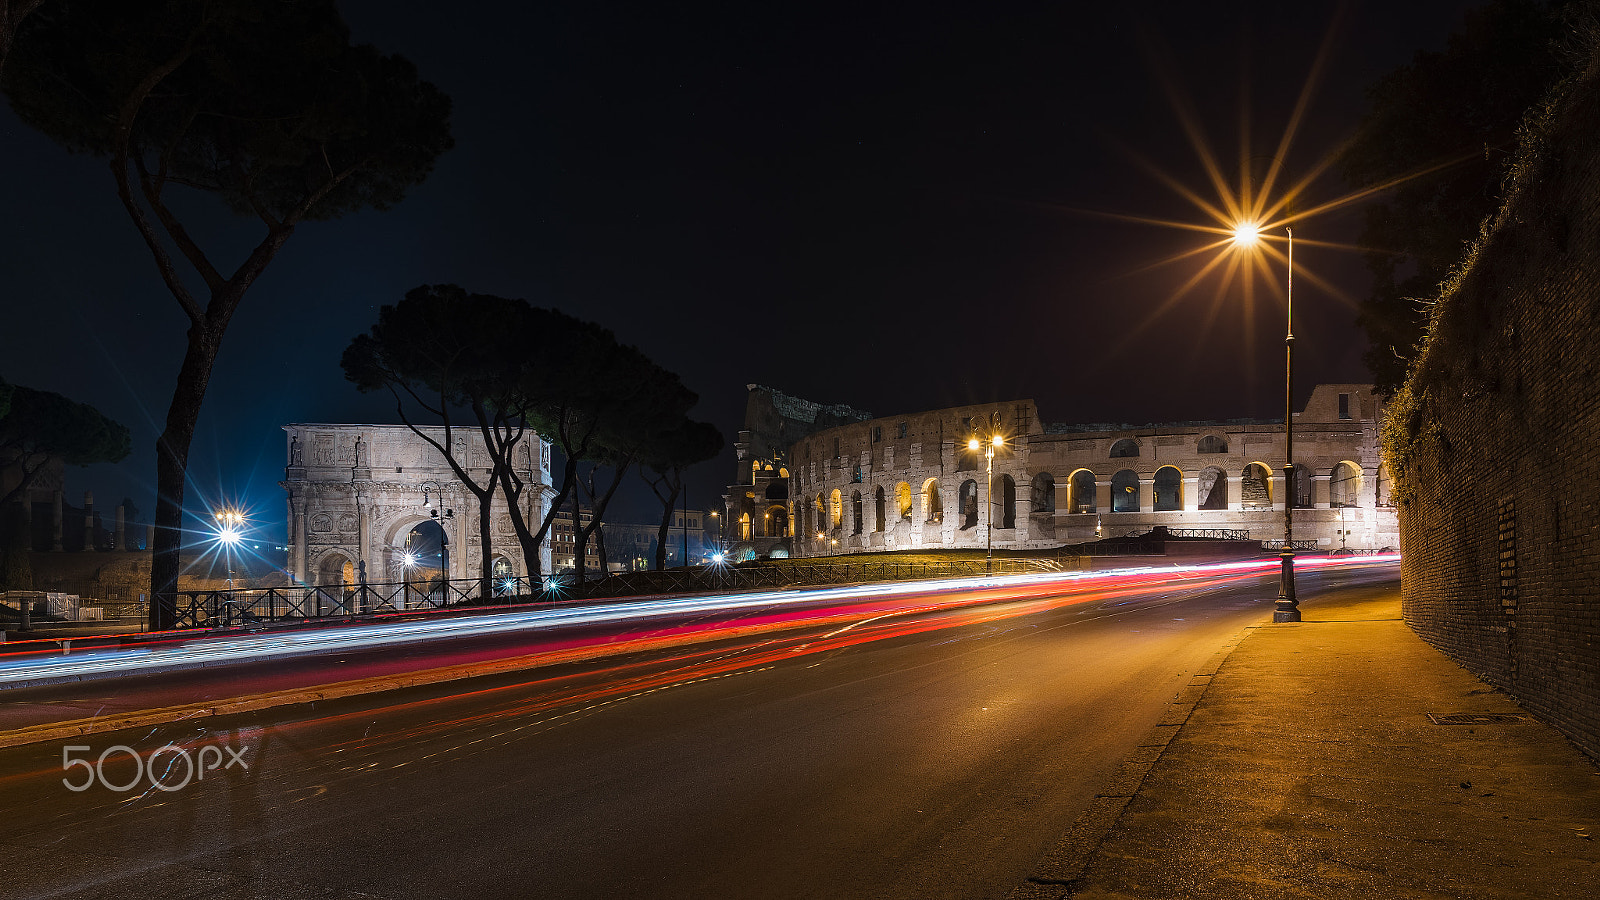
[722,384,1397,560]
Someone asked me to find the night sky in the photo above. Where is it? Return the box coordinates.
[1,1,1487,543]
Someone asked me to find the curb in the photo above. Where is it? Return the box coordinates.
[1008,618,1269,899]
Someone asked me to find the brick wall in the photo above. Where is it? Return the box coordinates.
[1395,40,1600,758]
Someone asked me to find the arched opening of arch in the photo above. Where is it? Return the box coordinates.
[1031,472,1056,515]
[1069,469,1096,514]
[896,481,913,522]
[922,478,943,524]
[958,480,979,529]
[1111,469,1139,513]
[1330,462,1362,508]
[1242,463,1273,509]
[1197,434,1229,454]
[998,474,1016,528]
[1198,466,1228,509]
[1291,463,1313,509]
[829,489,843,531]
[874,487,886,532]
[765,505,788,537]
[1154,466,1182,511]
[402,519,447,583]
[317,552,355,589]
[850,490,863,535]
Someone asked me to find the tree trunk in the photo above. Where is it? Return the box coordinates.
[654,476,681,571]
[149,321,223,630]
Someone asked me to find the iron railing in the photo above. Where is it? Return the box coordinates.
[1260,539,1320,551]
[165,575,541,629]
[1122,528,1253,541]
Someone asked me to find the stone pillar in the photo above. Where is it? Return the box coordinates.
[1095,479,1112,513]
[1227,476,1243,511]
[355,488,370,579]
[1183,476,1200,512]
[82,491,94,550]
[288,493,307,584]
[1269,473,1286,511]
[51,490,64,551]
[1055,481,1072,517]
[115,504,126,551]
[1313,474,1332,509]
[1139,478,1154,513]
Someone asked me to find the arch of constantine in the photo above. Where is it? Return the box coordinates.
[281,424,553,588]
[729,384,1397,560]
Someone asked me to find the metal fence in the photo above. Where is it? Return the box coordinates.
[165,575,540,629]
[1123,528,1253,541]
[1260,539,1320,551]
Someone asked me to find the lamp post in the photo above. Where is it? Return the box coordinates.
[1228,221,1299,621]
[1275,226,1300,622]
[967,420,1004,572]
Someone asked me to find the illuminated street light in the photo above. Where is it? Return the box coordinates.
[212,507,246,591]
[966,416,1005,573]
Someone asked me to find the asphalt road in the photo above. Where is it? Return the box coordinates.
[0,561,1400,900]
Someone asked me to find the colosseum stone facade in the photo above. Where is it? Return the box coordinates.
[727,384,1396,559]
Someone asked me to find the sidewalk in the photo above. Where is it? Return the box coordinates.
[1016,585,1600,899]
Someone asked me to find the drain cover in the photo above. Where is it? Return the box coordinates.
[1427,713,1529,725]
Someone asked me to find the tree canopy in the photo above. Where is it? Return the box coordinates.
[1340,0,1580,393]
[0,377,132,511]
[343,285,542,583]
[3,0,452,627]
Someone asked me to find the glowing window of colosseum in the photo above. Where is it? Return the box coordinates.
[1111,469,1139,512]
[958,480,979,529]
[1242,463,1273,508]
[829,489,843,530]
[896,481,913,521]
[1069,469,1096,513]
[1330,461,1362,508]
[1197,434,1228,454]
[1110,439,1140,458]
[1031,472,1056,514]
[874,487,886,532]
[1154,466,1182,511]
[922,479,942,524]
[998,474,1016,528]
[1198,466,1228,509]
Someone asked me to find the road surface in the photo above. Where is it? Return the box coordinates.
[0,559,1399,900]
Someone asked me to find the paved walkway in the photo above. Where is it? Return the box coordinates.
[1016,585,1600,899]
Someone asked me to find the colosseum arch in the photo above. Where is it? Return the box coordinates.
[1196,434,1229,454]
[895,481,913,522]
[874,486,886,532]
[1153,466,1182,511]
[1198,465,1228,509]
[1109,438,1140,458]
[829,489,843,531]
[1068,468,1096,514]
[1330,461,1362,508]
[921,478,943,524]
[998,474,1017,528]
[1111,469,1139,512]
[850,490,864,535]
[1291,463,1314,509]
[958,479,980,529]
[1030,472,1056,515]
[1242,462,1274,509]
